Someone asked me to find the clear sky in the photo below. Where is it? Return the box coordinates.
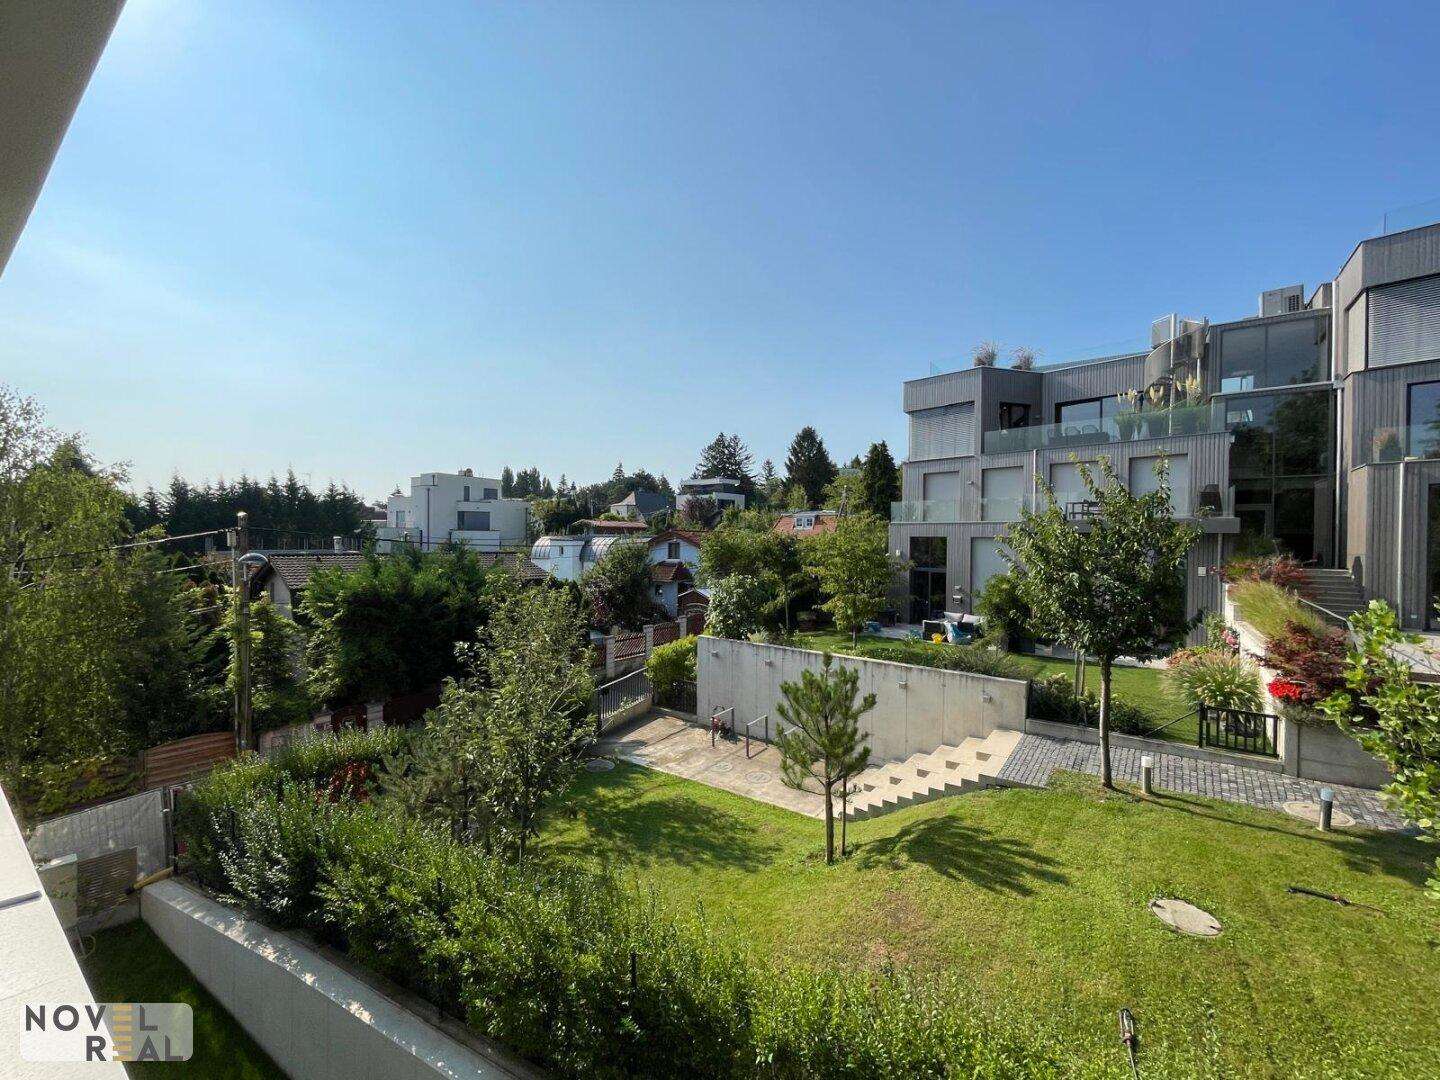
[4,0,1440,502]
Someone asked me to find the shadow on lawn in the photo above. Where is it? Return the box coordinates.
[852,815,1068,895]
[546,766,783,871]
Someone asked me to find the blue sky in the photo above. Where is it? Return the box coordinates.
[4,0,1440,502]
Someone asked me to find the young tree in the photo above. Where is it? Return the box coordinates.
[1004,458,1198,788]
[859,441,900,520]
[224,595,310,735]
[500,466,516,497]
[785,426,838,510]
[1321,601,1440,897]
[823,471,865,513]
[800,513,897,644]
[678,494,720,530]
[774,654,875,863]
[705,574,769,639]
[579,539,666,631]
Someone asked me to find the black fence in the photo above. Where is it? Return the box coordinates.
[1198,705,1279,758]
[594,670,652,733]
[656,679,697,715]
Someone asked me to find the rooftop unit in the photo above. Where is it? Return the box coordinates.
[1259,284,1305,318]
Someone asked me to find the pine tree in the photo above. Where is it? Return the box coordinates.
[693,433,756,496]
[859,441,900,520]
[785,427,837,510]
[774,654,875,863]
[501,466,515,497]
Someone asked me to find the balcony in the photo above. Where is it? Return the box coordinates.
[1357,424,1440,465]
[891,484,1238,531]
[981,401,1229,455]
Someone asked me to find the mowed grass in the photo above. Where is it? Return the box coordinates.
[541,762,1439,1079]
[81,921,285,1080]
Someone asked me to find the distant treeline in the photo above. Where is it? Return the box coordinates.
[127,471,377,550]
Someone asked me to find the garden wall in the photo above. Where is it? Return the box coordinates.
[140,879,538,1080]
[696,636,1027,761]
[26,787,166,878]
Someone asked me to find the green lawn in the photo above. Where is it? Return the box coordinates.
[81,921,285,1080]
[793,630,1199,743]
[542,762,1438,1079]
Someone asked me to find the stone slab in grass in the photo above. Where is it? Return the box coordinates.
[1282,799,1356,829]
[585,759,615,772]
[1149,898,1221,937]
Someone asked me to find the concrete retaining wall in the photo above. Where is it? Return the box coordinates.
[696,636,1027,762]
[1291,722,1392,789]
[141,879,534,1080]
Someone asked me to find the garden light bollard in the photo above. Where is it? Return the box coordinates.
[1140,755,1154,796]
[1318,787,1335,832]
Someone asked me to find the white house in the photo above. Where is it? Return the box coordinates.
[645,530,704,616]
[530,532,639,582]
[377,469,530,551]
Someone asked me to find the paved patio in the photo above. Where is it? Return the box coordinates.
[996,733,1408,831]
[596,711,826,818]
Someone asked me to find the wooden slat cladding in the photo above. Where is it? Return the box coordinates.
[142,731,236,790]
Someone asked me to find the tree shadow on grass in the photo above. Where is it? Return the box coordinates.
[852,815,1069,896]
[542,764,784,872]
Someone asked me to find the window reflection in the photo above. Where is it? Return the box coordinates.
[1220,315,1328,392]
[1225,389,1334,563]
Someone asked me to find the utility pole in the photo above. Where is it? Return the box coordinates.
[232,511,253,753]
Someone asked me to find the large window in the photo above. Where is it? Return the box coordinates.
[1054,396,1131,426]
[922,470,961,502]
[981,466,1025,521]
[908,536,948,621]
[1369,276,1440,367]
[1128,454,1190,514]
[457,510,491,531]
[1049,461,1095,509]
[1225,390,1334,562]
[998,402,1031,429]
[1218,314,1328,391]
[1408,381,1440,458]
[909,402,975,460]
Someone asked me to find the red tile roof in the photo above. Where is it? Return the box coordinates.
[649,561,692,583]
[772,511,840,537]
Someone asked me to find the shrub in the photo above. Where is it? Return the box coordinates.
[1230,580,1326,641]
[1164,648,1264,712]
[645,635,696,700]
[1221,554,1309,593]
[1261,621,1349,706]
[706,574,768,639]
[1026,672,1165,735]
[1201,612,1239,653]
[849,641,1027,681]
[975,572,1032,647]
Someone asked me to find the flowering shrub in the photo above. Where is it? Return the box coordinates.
[1201,612,1240,653]
[1268,678,1307,703]
[1261,620,1349,706]
[1221,554,1309,593]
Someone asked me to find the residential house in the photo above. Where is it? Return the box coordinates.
[377,469,530,551]
[678,476,746,511]
[774,509,839,537]
[573,518,650,535]
[645,530,704,615]
[891,218,1440,632]
[530,532,639,582]
[609,489,673,521]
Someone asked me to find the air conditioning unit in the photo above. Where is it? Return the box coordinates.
[1260,285,1305,317]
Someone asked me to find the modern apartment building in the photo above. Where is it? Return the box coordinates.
[890,219,1440,632]
[377,469,531,551]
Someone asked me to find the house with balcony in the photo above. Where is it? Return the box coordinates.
[891,219,1440,633]
[377,469,531,552]
[678,476,747,511]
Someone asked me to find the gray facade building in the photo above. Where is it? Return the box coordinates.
[890,220,1440,633]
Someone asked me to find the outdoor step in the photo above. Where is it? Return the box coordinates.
[844,729,1024,820]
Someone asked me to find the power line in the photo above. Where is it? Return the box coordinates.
[18,528,227,566]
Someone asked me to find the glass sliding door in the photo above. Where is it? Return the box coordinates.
[1429,485,1440,631]
[908,536,948,622]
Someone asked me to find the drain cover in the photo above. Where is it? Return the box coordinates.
[710,761,734,774]
[745,771,771,785]
[585,759,615,772]
[1282,800,1356,828]
[1149,898,1221,937]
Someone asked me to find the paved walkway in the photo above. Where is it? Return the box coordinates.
[997,733,1407,830]
[596,710,826,818]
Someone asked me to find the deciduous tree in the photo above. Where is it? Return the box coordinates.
[800,513,897,644]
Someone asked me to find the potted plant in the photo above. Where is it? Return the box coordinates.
[1114,390,1140,440]
[1142,385,1170,437]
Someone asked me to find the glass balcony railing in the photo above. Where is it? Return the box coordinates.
[981,401,1228,455]
[891,484,1229,525]
[1358,424,1440,464]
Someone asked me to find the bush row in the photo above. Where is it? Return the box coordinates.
[1026,673,1166,735]
[176,742,1069,1079]
[846,641,1028,681]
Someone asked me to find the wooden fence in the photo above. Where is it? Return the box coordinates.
[141,731,236,791]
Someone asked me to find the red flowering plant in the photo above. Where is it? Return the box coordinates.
[1267,678,1307,703]
[1261,619,1348,704]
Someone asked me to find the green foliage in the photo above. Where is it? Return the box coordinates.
[785,426,838,509]
[1026,672,1164,735]
[774,654,875,863]
[1230,579,1326,640]
[580,539,666,631]
[221,594,310,734]
[799,513,897,643]
[1322,601,1440,897]
[8,755,142,822]
[1163,648,1264,712]
[300,545,505,707]
[693,432,756,498]
[821,471,865,513]
[975,572,1033,647]
[645,635,696,699]
[858,441,900,521]
[1220,553,1308,591]
[705,574,769,640]
[847,640,1026,680]
[699,510,811,631]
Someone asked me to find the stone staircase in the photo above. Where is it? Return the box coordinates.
[844,729,1023,821]
[1299,568,1367,620]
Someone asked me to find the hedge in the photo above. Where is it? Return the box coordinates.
[175,736,1069,1079]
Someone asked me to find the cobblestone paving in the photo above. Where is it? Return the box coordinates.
[996,734,1407,831]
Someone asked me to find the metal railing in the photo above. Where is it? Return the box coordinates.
[1198,705,1279,758]
[744,714,770,758]
[710,706,735,747]
[980,401,1228,455]
[594,669,652,733]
